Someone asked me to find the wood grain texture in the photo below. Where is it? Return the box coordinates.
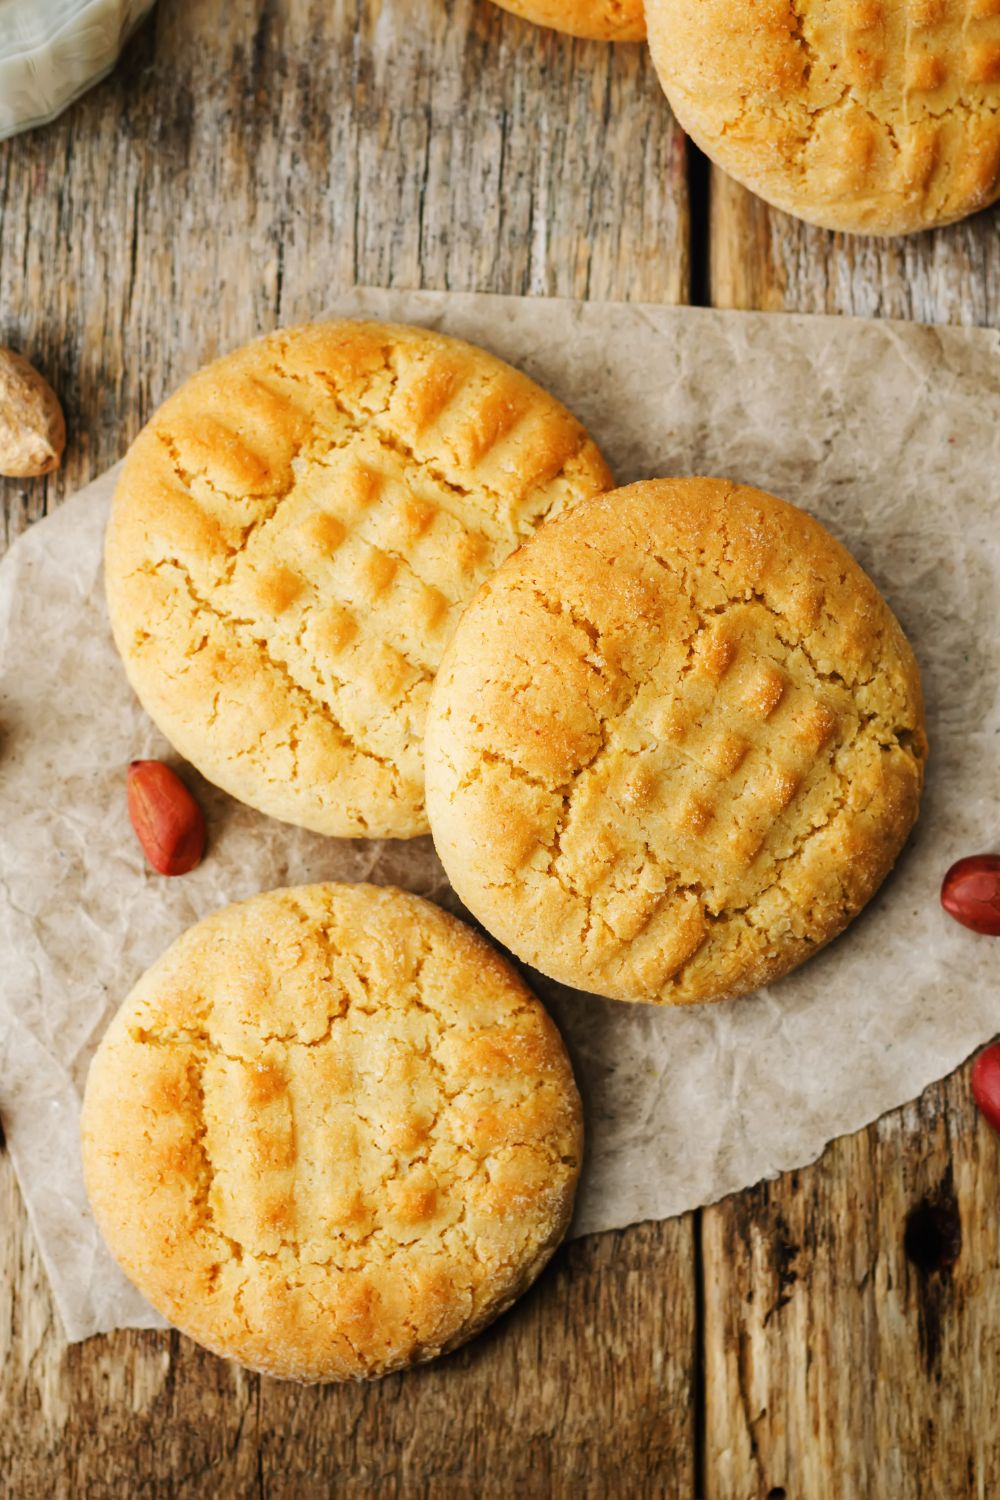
[705,165,1000,1500]
[0,2,696,1497]
[710,170,1000,326]
[702,1072,1000,1500]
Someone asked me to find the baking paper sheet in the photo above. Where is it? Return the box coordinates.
[1,289,999,1343]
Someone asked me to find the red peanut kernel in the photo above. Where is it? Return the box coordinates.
[940,854,1000,937]
[127,760,206,877]
[971,1045,1000,1135]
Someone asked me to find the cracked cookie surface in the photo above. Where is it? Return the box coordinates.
[104,321,611,838]
[489,0,645,41]
[646,0,1000,234]
[81,883,583,1382]
[424,478,927,1007]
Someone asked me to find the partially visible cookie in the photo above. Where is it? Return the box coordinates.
[81,883,583,1382]
[425,478,927,1006]
[646,0,1000,235]
[489,0,645,42]
[105,321,612,839]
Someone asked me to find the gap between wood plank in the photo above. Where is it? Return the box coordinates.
[686,142,712,310]
[693,1208,707,1500]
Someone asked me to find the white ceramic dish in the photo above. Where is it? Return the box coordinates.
[0,0,156,141]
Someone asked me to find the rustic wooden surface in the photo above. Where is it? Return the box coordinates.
[0,2,997,1496]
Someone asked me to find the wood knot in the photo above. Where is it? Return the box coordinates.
[904,1195,961,1275]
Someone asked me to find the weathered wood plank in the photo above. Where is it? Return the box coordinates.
[702,1071,1000,1500]
[711,170,1000,326]
[0,2,695,1495]
[704,168,1000,1500]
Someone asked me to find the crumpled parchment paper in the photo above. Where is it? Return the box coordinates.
[1,288,998,1343]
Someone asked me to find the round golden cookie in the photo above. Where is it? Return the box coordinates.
[105,322,611,839]
[646,0,1000,235]
[425,478,927,1007]
[489,0,645,41]
[81,883,583,1382]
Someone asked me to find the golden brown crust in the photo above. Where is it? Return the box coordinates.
[104,321,612,839]
[489,0,645,41]
[424,478,928,1006]
[646,0,1000,235]
[81,883,583,1382]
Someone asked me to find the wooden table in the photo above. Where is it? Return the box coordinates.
[2,4,998,1495]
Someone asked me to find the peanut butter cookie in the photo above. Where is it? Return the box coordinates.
[82,883,583,1381]
[105,322,611,838]
[425,478,927,1006]
[490,0,645,42]
[646,0,1000,234]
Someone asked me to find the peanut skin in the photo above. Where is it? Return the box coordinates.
[971,1044,1000,1135]
[940,854,1000,936]
[127,760,207,877]
[0,347,66,478]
